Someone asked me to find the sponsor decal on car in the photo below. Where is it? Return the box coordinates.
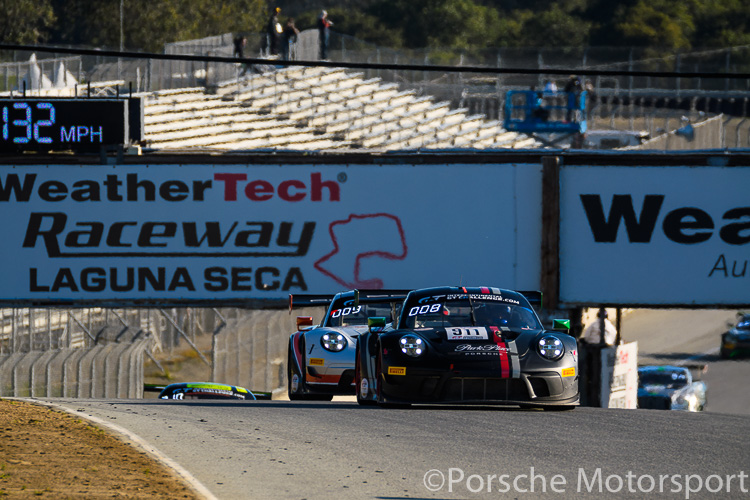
[388,366,406,375]
[309,358,325,366]
[453,344,509,353]
[562,367,576,377]
[446,327,489,340]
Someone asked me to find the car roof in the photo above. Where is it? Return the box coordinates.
[406,286,528,303]
[638,365,687,374]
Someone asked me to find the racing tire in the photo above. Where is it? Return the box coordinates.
[355,344,376,406]
[720,348,732,359]
[288,349,333,401]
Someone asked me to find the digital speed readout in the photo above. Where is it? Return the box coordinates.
[0,99,129,152]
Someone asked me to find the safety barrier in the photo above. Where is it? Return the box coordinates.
[0,339,150,398]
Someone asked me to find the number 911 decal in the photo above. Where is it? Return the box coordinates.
[446,327,489,340]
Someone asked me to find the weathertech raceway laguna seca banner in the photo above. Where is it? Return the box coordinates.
[0,163,541,304]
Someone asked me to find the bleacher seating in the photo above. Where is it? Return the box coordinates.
[140,66,538,151]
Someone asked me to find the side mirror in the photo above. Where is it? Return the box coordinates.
[296,316,313,331]
[368,316,386,334]
[552,319,570,333]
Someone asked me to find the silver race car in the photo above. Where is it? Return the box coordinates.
[287,289,408,400]
[637,365,707,411]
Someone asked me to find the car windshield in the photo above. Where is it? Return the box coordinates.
[401,296,541,331]
[736,317,750,331]
[326,299,399,327]
[639,370,688,388]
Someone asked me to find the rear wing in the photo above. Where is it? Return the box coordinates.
[288,294,335,313]
[354,289,411,303]
[289,289,410,313]
[518,291,542,308]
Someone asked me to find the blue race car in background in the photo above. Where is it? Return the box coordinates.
[720,313,750,359]
[637,365,707,411]
[355,286,578,409]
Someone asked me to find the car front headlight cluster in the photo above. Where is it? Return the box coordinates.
[538,335,564,360]
[400,334,425,357]
[321,332,346,352]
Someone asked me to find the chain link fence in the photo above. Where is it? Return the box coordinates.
[0,306,322,398]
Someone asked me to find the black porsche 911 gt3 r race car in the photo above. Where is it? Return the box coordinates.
[355,286,578,409]
[287,289,408,401]
[720,313,750,359]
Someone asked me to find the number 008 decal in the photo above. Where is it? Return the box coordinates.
[446,327,489,340]
[408,303,443,316]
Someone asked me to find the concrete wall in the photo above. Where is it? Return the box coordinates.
[0,339,151,398]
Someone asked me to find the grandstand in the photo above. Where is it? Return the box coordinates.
[140,65,538,151]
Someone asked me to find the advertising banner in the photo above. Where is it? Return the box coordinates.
[0,163,541,304]
[560,165,750,306]
[600,341,638,409]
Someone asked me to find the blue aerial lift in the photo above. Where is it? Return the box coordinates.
[503,90,588,147]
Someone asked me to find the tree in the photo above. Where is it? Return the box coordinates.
[49,0,266,52]
[0,0,55,45]
[614,0,694,52]
[521,3,592,47]
[688,0,750,48]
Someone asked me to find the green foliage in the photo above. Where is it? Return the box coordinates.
[689,0,750,48]
[0,0,56,44]
[614,0,694,51]
[11,0,750,54]
[49,0,265,52]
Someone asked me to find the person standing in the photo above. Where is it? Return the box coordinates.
[267,7,282,56]
[282,18,300,61]
[581,309,617,346]
[233,35,248,74]
[317,10,333,60]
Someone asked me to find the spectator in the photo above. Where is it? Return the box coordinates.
[581,309,617,346]
[564,75,582,122]
[233,35,246,58]
[583,78,596,117]
[267,7,282,56]
[318,10,333,60]
[233,35,248,75]
[543,79,558,95]
[282,18,300,61]
[530,86,549,122]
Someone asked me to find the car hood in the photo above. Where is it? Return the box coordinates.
[317,325,370,337]
[638,385,683,398]
[408,326,544,355]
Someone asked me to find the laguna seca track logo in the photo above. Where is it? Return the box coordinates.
[314,213,407,289]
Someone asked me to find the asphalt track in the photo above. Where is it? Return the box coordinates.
[38,309,750,499]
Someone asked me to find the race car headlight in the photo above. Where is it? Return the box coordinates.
[321,333,346,352]
[400,334,425,357]
[538,336,564,360]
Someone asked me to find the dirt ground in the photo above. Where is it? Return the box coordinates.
[0,398,200,499]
